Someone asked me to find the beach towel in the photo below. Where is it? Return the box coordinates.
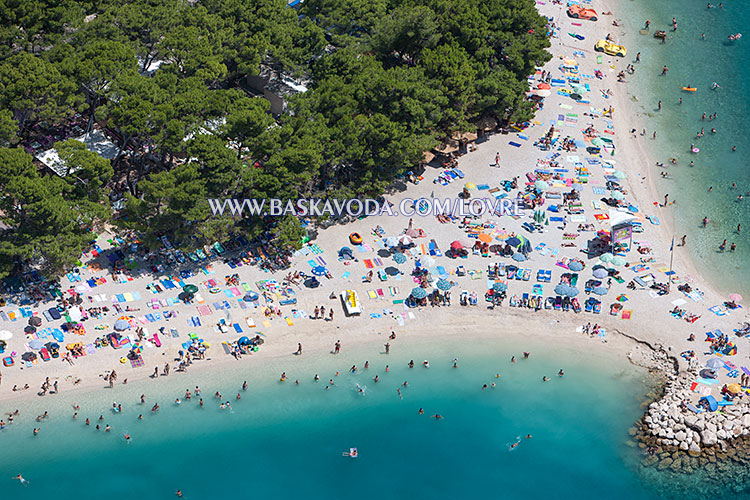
[342,272,351,280]
[621,310,632,320]
[263,320,272,328]
[233,323,243,333]
[285,317,294,326]
[197,305,212,316]
[130,355,145,368]
[364,259,374,269]
[508,141,522,147]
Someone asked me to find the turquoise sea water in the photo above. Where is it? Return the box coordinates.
[0,337,662,500]
[624,0,750,297]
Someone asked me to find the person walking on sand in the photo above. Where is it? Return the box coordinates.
[334,340,341,354]
[495,152,500,166]
[663,194,669,206]
[681,235,687,246]
[384,342,390,354]
[296,343,302,355]
[658,100,662,110]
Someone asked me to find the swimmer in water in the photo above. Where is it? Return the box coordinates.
[543,376,550,382]
[124,434,131,444]
[13,474,29,486]
[176,490,183,497]
[418,408,424,415]
[373,374,379,383]
[558,369,565,377]
[314,374,319,381]
[432,414,443,420]
[397,388,402,399]
[525,434,533,439]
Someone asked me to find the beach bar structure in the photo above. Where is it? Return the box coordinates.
[608,209,636,254]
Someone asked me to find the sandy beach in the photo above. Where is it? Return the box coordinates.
[0,0,746,416]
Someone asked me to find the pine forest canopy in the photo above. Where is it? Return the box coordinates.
[0,0,551,279]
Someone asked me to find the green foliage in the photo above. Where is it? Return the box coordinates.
[0,0,550,271]
[0,147,109,278]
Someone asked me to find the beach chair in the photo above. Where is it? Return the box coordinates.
[554,296,562,310]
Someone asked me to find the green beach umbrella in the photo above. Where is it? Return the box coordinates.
[610,256,626,266]
[571,83,588,94]
[613,170,627,179]
[591,137,605,147]
[599,253,614,263]
[183,284,199,294]
[610,190,625,201]
[534,180,550,192]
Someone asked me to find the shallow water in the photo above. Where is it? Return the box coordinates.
[0,337,661,500]
[624,0,750,297]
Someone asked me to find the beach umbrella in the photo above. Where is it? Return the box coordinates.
[493,282,508,293]
[729,293,743,303]
[727,383,742,395]
[566,287,580,297]
[398,235,413,246]
[536,89,552,97]
[568,260,585,272]
[450,241,464,250]
[478,233,492,243]
[571,83,588,94]
[29,338,46,350]
[699,368,717,379]
[592,286,608,295]
[384,237,399,248]
[311,266,328,276]
[534,180,550,191]
[616,294,629,302]
[24,325,36,334]
[465,182,476,189]
[29,316,42,327]
[303,277,320,289]
[75,284,88,293]
[384,266,400,276]
[613,170,627,179]
[405,227,419,238]
[0,330,12,341]
[423,256,436,267]
[599,253,614,263]
[46,342,59,350]
[392,252,407,264]
[178,291,194,302]
[411,287,427,299]
[591,137,605,147]
[512,253,528,262]
[506,237,521,248]
[114,319,131,331]
[244,291,260,301]
[538,82,552,90]
[610,190,625,201]
[22,352,37,361]
[593,268,609,279]
[183,284,199,294]
[436,279,452,291]
[338,246,353,259]
[706,358,725,370]
[610,257,626,266]
[554,284,569,296]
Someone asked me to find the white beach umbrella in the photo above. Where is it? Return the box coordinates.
[0,330,12,341]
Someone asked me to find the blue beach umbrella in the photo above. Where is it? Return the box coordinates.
[554,284,568,296]
[592,286,608,296]
[566,287,580,297]
[244,291,260,301]
[705,358,725,369]
[114,319,130,331]
[512,253,527,262]
[436,279,452,291]
[493,282,508,292]
[392,252,407,264]
[593,268,609,279]
[311,266,328,276]
[384,237,399,248]
[411,287,427,299]
[568,260,584,272]
[506,237,521,247]
[384,266,400,276]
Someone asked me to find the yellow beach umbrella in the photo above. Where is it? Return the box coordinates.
[465,182,476,189]
[727,383,742,394]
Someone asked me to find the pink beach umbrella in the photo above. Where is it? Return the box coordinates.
[728,293,743,303]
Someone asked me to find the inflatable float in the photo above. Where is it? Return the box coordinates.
[681,87,697,92]
[349,232,363,245]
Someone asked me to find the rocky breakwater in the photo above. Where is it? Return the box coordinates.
[633,369,750,476]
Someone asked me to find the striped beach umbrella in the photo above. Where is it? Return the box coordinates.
[436,279,452,291]
[411,287,427,299]
[392,252,407,264]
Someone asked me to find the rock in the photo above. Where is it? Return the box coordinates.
[628,427,637,437]
[680,441,689,451]
[742,414,750,428]
[717,429,727,440]
[688,441,701,455]
[670,456,683,471]
[675,431,687,442]
[723,420,734,432]
[685,415,697,428]
[642,455,659,467]
[702,430,718,446]
[706,422,718,434]
[657,457,673,470]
